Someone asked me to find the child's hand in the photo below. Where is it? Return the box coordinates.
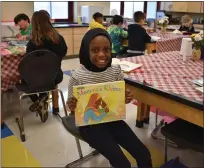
[16,34,21,38]
[66,97,78,112]
[18,35,27,40]
[125,89,133,104]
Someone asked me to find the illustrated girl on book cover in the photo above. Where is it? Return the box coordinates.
[83,93,109,124]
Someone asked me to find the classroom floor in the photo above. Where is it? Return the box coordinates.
[1,58,204,167]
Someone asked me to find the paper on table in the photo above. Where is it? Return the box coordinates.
[112,58,142,72]
[151,36,161,42]
[195,87,203,93]
[172,29,182,34]
[192,78,203,87]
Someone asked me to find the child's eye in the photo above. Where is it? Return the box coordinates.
[91,49,99,53]
[104,48,111,53]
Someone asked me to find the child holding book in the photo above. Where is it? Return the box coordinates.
[66,28,152,168]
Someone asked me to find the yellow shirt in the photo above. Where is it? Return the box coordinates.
[89,20,106,30]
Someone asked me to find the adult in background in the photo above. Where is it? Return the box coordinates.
[23,11,67,122]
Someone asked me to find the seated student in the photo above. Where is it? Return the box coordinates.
[179,15,195,33]
[14,13,32,40]
[39,10,51,19]
[108,15,128,58]
[24,11,67,122]
[88,12,106,30]
[67,28,152,168]
[127,11,151,57]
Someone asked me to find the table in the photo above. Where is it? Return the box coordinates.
[123,32,189,54]
[122,51,203,127]
[1,43,26,91]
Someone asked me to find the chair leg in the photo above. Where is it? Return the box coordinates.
[164,123,168,163]
[58,89,68,116]
[16,93,26,142]
[64,138,100,167]
[151,109,177,146]
[155,108,158,128]
[75,138,83,158]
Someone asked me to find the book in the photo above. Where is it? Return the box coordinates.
[172,29,182,35]
[112,58,142,72]
[192,78,203,87]
[73,81,126,126]
[151,36,161,41]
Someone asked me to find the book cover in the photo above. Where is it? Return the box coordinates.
[73,81,126,126]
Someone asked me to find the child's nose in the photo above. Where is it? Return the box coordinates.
[98,50,106,57]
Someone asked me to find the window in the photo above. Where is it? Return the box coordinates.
[110,2,121,15]
[146,2,157,19]
[124,2,134,18]
[34,1,68,19]
[124,2,144,18]
[133,2,144,13]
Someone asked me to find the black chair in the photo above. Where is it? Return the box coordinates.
[15,50,67,142]
[61,115,100,167]
[161,118,204,163]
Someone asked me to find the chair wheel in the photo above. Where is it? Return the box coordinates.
[21,134,26,142]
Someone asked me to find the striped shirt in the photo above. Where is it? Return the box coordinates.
[68,65,124,99]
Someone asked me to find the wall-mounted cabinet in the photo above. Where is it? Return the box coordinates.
[56,27,88,56]
[73,27,87,55]
[187,2,203,13]
[160,1,203,13]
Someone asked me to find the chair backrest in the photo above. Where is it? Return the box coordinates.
[18,49,61,92]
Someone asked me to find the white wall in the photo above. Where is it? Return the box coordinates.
[1,2,34,21]
[1,1,110,22]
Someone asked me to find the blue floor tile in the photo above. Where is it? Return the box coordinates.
[1,124,14,139]
[64,70,72,76]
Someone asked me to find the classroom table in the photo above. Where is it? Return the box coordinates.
[122,51,203,127]
[123,31,190,54]
[1,42,26,91]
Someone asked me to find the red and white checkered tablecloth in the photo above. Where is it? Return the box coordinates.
[122,51,204,103]
[1,54,25,91]
[149,32,190,53]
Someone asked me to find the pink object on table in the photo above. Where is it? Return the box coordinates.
[0,48,12,56]
[0,42,9,48]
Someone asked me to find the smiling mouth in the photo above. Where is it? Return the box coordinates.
[98,59,107,64]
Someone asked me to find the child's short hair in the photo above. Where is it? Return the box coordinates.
[181,15,192,24]
[14,13,30,24]
[112,15,124,25]
[93,12,103,20]
[133,11,145,23]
